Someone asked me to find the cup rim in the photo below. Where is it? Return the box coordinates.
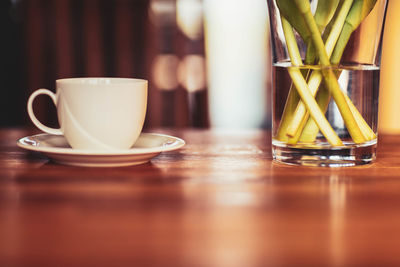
[56,77,148,85]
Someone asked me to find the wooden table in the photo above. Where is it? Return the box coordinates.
[1,128,400,267]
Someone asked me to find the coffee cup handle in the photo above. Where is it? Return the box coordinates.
[27,89,63,135]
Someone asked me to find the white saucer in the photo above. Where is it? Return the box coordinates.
[17,133,185,167]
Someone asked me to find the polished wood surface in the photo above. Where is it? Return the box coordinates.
[1,128,400,267]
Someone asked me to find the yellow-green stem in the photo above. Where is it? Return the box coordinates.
[285,0,354,138]
[298,85,331,143]
[281,16,342,146]
[299,80,377,143]
[287,68,343,146]
[275,18,313,142]
[294,0,378,142]
[294,0,366,144]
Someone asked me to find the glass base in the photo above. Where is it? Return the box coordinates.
[272,140,377,167]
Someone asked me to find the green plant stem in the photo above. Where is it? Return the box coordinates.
[293,0,366,144]
[286,70,323,138]
[295,0,378,142]
[275,17,314,142]
[275,85,300,142]
[324,0,354,59]
[287,68,343,146]
[282,18,303,66]
[276,0,342,141]
[284,0,354,138]
[274,16,303,142]
[276,0,377,144]
[289,83,331,144]
[331,0,378,63]
[299,84,377,142]
[275,0,338,142]
[281,16,343,146]
[298,85,331,143]
[290,70,339,144]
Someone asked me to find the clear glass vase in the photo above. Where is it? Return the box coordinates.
[267,0,388,167]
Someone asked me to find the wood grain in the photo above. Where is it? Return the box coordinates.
[1,128,400,267]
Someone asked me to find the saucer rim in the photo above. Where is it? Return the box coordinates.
[17,132,185,156]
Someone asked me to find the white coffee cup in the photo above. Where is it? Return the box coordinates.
[27,77,148,151]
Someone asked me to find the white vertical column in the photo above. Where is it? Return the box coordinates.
[204,0,270,129]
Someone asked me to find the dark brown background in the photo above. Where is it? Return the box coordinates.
[1,0,209,128]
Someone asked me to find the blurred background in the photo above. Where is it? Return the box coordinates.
[1,0,399,133]
[0,0,270,130]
